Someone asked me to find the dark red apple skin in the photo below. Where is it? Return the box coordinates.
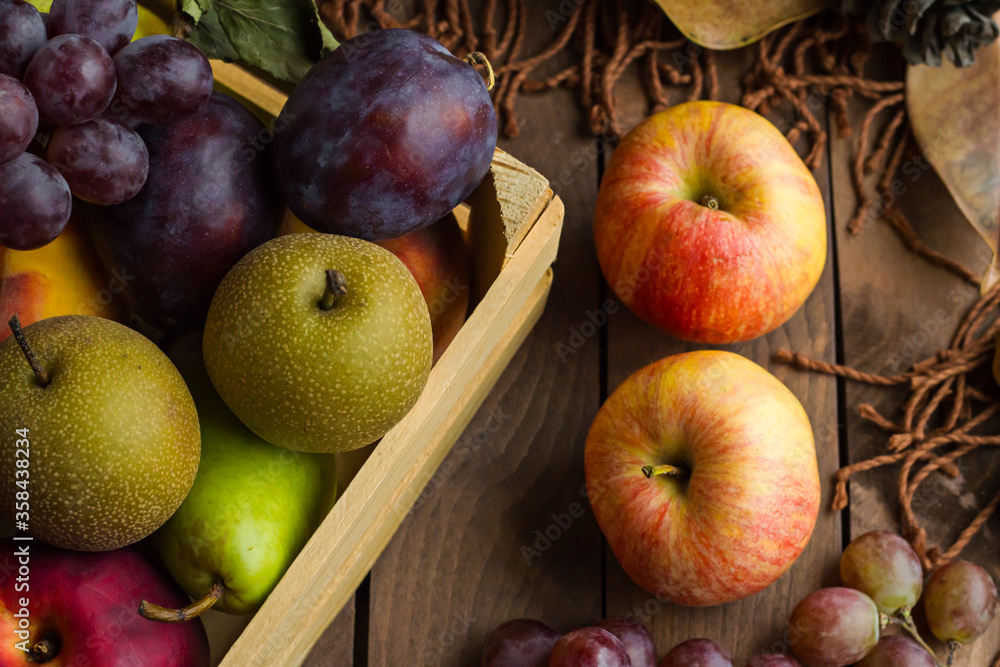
[0,539,209,666]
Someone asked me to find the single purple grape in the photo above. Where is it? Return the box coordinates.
[660,638,733,667]
[24,34,116,126]
[549,627,631,667]
[48,0,136,55]
[108,35,213,126]
[788,587,880,667]
[840,531,923,615]
[595,617,654,667]
[745,656,802,667]
[0,74,37,163]
[47,116,148,204]
[482,619,559,667]
[857,635,937,667]
[0,152,71,249]
[0,0,47,78]
[924,560,998,644]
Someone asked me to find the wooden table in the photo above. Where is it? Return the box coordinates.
[296,3,1000,664]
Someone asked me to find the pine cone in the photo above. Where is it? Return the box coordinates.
[844,0,1000,66]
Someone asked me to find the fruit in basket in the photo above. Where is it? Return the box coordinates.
[923,559,998,645]
[0,315,200,551]
[146,335,338,617]
[840,530,924,615]
[0,153,72,250]
[203,233,433,453]
[746,656,802,667]
[549,627,630,666]
[282,211,471,362]
[0,0,47,78]
[48,0,138,55]
[595,617,655,667]
[0,217,125,340]
[856,635,936,667]
[481,618,560,667]
[0,539,210,666]
[24,34,117,125]
[109,35,213,125]
[584,350,820,607]
[788,588,880,667]
[273,28,497,241]
[593,101,827,344]
[0,75,38,164]
[84,91,283,332]
[46,116,148,204]
[661,638,732,666]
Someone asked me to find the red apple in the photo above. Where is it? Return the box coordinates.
[584,350,820,607]
[0,539,209,666]
[280,210,470,362]
[593,101,827,344]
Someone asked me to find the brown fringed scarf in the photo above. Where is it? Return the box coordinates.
[320,0,1000,593]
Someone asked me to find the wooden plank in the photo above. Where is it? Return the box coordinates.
[365,2,605,662]
[829,81,1000,666]
[602,48,843,664]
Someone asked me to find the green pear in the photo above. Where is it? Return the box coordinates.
[0,315,200,551]
[202,233,433,453]
[146,335,338,617]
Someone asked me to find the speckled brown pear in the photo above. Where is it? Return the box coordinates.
[202,233,433,454]
[0,315,201,551]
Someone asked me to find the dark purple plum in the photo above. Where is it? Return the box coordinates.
[47,116,148,204]
[48,0,137,55]
[273,28,497,241]
[0,152,71,250]
[745,656,802,667]
[788,587,880,667]
[482,618,559,667]
[84,92,283,331]
[549,627,631,666]
[660,638,732,667]
[0,74,37,163]
[595,617,654,667]
[24,34,116,125]
[857,635,937,666]
[0,0,47,78]
[109,35,213,125]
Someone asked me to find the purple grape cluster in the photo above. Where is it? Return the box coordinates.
[482,616,654,667]
[0,0,213,250]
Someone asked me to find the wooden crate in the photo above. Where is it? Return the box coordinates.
[200,64,565,665]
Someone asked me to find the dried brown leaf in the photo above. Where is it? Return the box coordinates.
[653,0,835,50]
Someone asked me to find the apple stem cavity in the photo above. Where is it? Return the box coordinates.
[138,581,224,623]
[641,464,689,480]
[465,52,496,91]
[319,270,349,311]
[27,638,57,662]
[8,315,50,388]
[701,195,720,211]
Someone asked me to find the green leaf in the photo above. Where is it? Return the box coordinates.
[180,0,212,23]
[187,6,240,62]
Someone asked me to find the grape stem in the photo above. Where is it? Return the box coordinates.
[465,52,496,91]
[888,607,946,667]
[8,315,50,388]
[946,639,959,666]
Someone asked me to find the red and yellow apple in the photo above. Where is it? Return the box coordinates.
[280,210,470,362]
[0,539,209,666]
[594,101,827,344]
[584,350,820,607]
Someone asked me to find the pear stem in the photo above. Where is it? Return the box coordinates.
[26,638,56,662]
[319,270,348,311]
[139,581,224,623]
[8,316,50,388]
[701,195,720,210]
[641,464,689,480]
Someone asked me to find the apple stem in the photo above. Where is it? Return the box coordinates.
[701,195,720,211]
[27,638,56,662]
[319,270,348,311]
[641,464,689,480]
[465,52,496,91]
[138,581,224,623]
[7,315,50,388]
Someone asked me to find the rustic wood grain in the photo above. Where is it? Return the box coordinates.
[364,2,605,664]
[601,47,844,665]
[829,71,1000,666]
